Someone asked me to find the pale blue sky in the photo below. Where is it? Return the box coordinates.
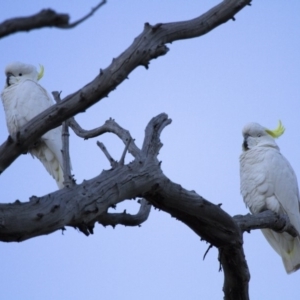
[1,1,300,299]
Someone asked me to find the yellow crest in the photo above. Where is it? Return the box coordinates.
[37,64,44,80]
[265,120,285,138]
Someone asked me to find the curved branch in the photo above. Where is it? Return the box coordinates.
[0,0,251,175]
[143,181,250,300]
[142,114,172,157]
[0,1,106,39]
[68,117,141,159]
[97,199,151,228]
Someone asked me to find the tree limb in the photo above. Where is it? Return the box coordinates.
[0,0,252,175]
[143,183,250,300]
[97,198,151,228]
[0,113,250,299]
[0,1,106,39]
[58,0,106,29]
[69,116,141,159]
[0,113,169,242]
[1,111,295,300]
[97,141,118,168]
[234,210,299,237]
[52,91,74,187]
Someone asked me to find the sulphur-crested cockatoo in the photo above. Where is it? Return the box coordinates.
[1,62,64,189]
[240,121,300,273]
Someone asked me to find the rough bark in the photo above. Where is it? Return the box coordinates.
[144,182,250,300]
[234,211,299,237]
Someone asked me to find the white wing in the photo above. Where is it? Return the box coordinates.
[264,149,300,232]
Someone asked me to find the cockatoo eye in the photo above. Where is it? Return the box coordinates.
[257,134,261,137]
[19,73,22,76]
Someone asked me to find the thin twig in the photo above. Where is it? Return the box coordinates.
[59,0,107,29]
[97,141,118,168]
[61,122,74,187]
[203,244,213,260]
[52,91,62,104]
[119,137,132,166]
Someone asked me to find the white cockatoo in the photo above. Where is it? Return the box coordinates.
[1,62,64,189]
[240,121,300,273]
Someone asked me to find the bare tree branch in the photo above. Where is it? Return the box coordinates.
[234,210,299,237]
[97,141,118,168]
[69,116,141,158]
[0,112,250,299]
[0,10,69,39]
[52,91,74,187]
[1,110,294,299]
[0,114,169,242]
[61,121,74,187]
[0,1,106,39]
[0,0,252,175]
[97,198,151,227]
[144,182,250,300]
[119,137,132,166]
[58,0,106,29]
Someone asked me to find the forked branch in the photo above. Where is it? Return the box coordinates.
[0,113,170,243]
[69,117,141,158]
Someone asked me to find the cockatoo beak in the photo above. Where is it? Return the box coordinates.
[243,134,249,151]
[6,72,14,87]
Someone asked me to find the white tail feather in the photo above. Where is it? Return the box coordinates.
[30,142,64,189]
[262,229,300,273]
